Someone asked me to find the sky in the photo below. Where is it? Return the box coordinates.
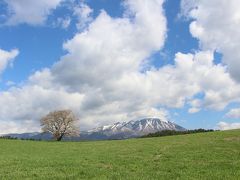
[0,0,240,134]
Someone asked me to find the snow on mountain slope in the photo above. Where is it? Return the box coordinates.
[3,118,186,140]
[85,118,186,139]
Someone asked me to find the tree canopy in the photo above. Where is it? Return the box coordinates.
[40,110,79,141]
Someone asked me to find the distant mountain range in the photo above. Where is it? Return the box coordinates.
[4,118,186,140]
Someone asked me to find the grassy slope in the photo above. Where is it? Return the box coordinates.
[0,130,239,180]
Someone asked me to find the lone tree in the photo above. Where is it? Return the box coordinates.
[40,110,79,141]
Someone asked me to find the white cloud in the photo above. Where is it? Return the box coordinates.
[55,17,71,29]
[0,85,84,130]
[0,48,19,75]
[148,50,239,112]
[0,120,41,135]
[188,107,200,114]
[6,81,15,86]
[1,0,240,134]
[181,0,240,82]
[3,0,63,25]
[226,108,240,119]
[217,121,240,130]
[0,0,168,133]
[73,1,93,30]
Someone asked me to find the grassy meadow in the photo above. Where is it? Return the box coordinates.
[0,129,239,179]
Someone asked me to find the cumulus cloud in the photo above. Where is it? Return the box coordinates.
[73,1,93,30]
[226,108,240,119]
[1,0,240,134]
[0,120,41,135]
[55,17,71,29]
[3,0,63,25]
[217,121,240,130]
[0,48,19,76]
[0,0,168,133]
[0,84,84,133]
[181,0,240,82]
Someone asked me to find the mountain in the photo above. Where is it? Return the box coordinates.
[2,118,185,140]
[80,118,186,140]
[4,132,52,140]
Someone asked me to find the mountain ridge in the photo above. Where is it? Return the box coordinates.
[2,117,186,140]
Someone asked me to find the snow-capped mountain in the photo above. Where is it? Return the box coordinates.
[2,118,185,140]
[80,118,186,140]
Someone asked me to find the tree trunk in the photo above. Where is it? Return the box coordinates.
[56,134,64,141]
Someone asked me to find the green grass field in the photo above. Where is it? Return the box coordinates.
[0,130,239,179]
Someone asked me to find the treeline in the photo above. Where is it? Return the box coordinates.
[0,136,18,140]
[0,136,42,141]
[141,129,215,138]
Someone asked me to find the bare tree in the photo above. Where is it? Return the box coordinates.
[40,110,80,141]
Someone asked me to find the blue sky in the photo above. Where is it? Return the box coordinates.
[0,0,240,133]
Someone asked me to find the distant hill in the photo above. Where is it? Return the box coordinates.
[3,118,186,140]
[4,132,52,140]
[141,129,214,138]
[79,118,186,140]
